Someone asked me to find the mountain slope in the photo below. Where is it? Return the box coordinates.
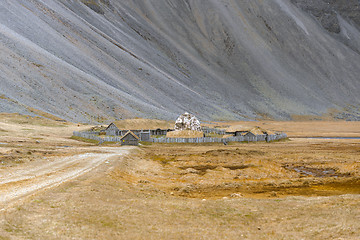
[0,0,360,122]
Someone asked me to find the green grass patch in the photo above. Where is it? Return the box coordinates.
[70,136,99,144]
[150,135,166,138]
[101,141,118,145]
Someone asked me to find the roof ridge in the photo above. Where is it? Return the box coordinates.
[120,130,140,140]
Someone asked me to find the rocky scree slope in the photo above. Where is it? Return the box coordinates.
[0,0,360,123]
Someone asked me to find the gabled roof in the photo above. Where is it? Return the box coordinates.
[236,127,274,136]
[241,131,254,136]
[248,127,265,135]
[226,125,250,133]
[263,130,276,135]
[106,122,120,130]
[226,125,276,135]
[120,130,139,140]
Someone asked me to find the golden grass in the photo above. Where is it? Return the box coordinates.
[26,107,66,122]
[130,138,360,199]
[112,118,173,130]
[1,139,359,239]
[0,113,92,167]
[70,136,99,144]
[226,124,253,132]
[205,120,360,137]
[166,130,204,138]
[0,113,68,127]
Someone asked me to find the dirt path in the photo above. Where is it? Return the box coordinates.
[0,147,133,208]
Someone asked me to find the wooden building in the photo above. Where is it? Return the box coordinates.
[120,131,139,146]
[139,131,150,141]
[226,125,268,137]
[105,123,121,136]
[244,131,256,138]
[105,121,174,142]
[150,128,173,136]
[234,130,249,137]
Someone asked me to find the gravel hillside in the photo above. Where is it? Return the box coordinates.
[0,0,359,122]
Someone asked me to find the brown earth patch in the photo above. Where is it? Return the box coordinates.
[118,138,360,199]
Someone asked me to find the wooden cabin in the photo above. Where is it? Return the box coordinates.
[150,128,173,136]
[120,131,139,146]
[105,123,121,136]
[244,131,257,138]
[106,122,172,138]
[225,125,252,136]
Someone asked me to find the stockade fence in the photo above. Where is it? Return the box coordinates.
[151,133,287,143]
[73,131,102,141]
[73,131,287,144]
[73,131,132,143]
[202,127,226,135]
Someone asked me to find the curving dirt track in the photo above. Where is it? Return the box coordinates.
[0,147,133,209]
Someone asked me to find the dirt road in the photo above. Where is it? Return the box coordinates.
[0,147,133,208]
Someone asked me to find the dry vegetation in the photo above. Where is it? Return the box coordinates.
[0,113,93,168]
[129,140,360,199]
[204,120,360,137]
[0,115,360,239]
[166,130,204,138]
[111,118,173,130]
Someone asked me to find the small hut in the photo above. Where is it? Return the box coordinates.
[244,131,257,138]
[105,123,121,136]
[226,125,250,136]
[226,125,268,137]
[120,131,139,146]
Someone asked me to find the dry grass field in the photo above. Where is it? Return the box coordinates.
[132,139,360,199]
[0,115,360,239]
[204,120,360,138]
[0,113,92,167]
[110,118,173,130]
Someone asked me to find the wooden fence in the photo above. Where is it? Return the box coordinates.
[73,131,126,144]
[202,127,226,135]
[73,131,287,144]
[73,131,102,142]
[73,131,149,142]
[151,133,287,143]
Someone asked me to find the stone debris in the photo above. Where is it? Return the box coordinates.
[230,193,243,198]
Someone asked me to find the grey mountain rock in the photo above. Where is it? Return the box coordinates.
[291,0,360,33]
[0,0,360,122]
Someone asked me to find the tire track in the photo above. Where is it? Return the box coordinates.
[0,147,132,207]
